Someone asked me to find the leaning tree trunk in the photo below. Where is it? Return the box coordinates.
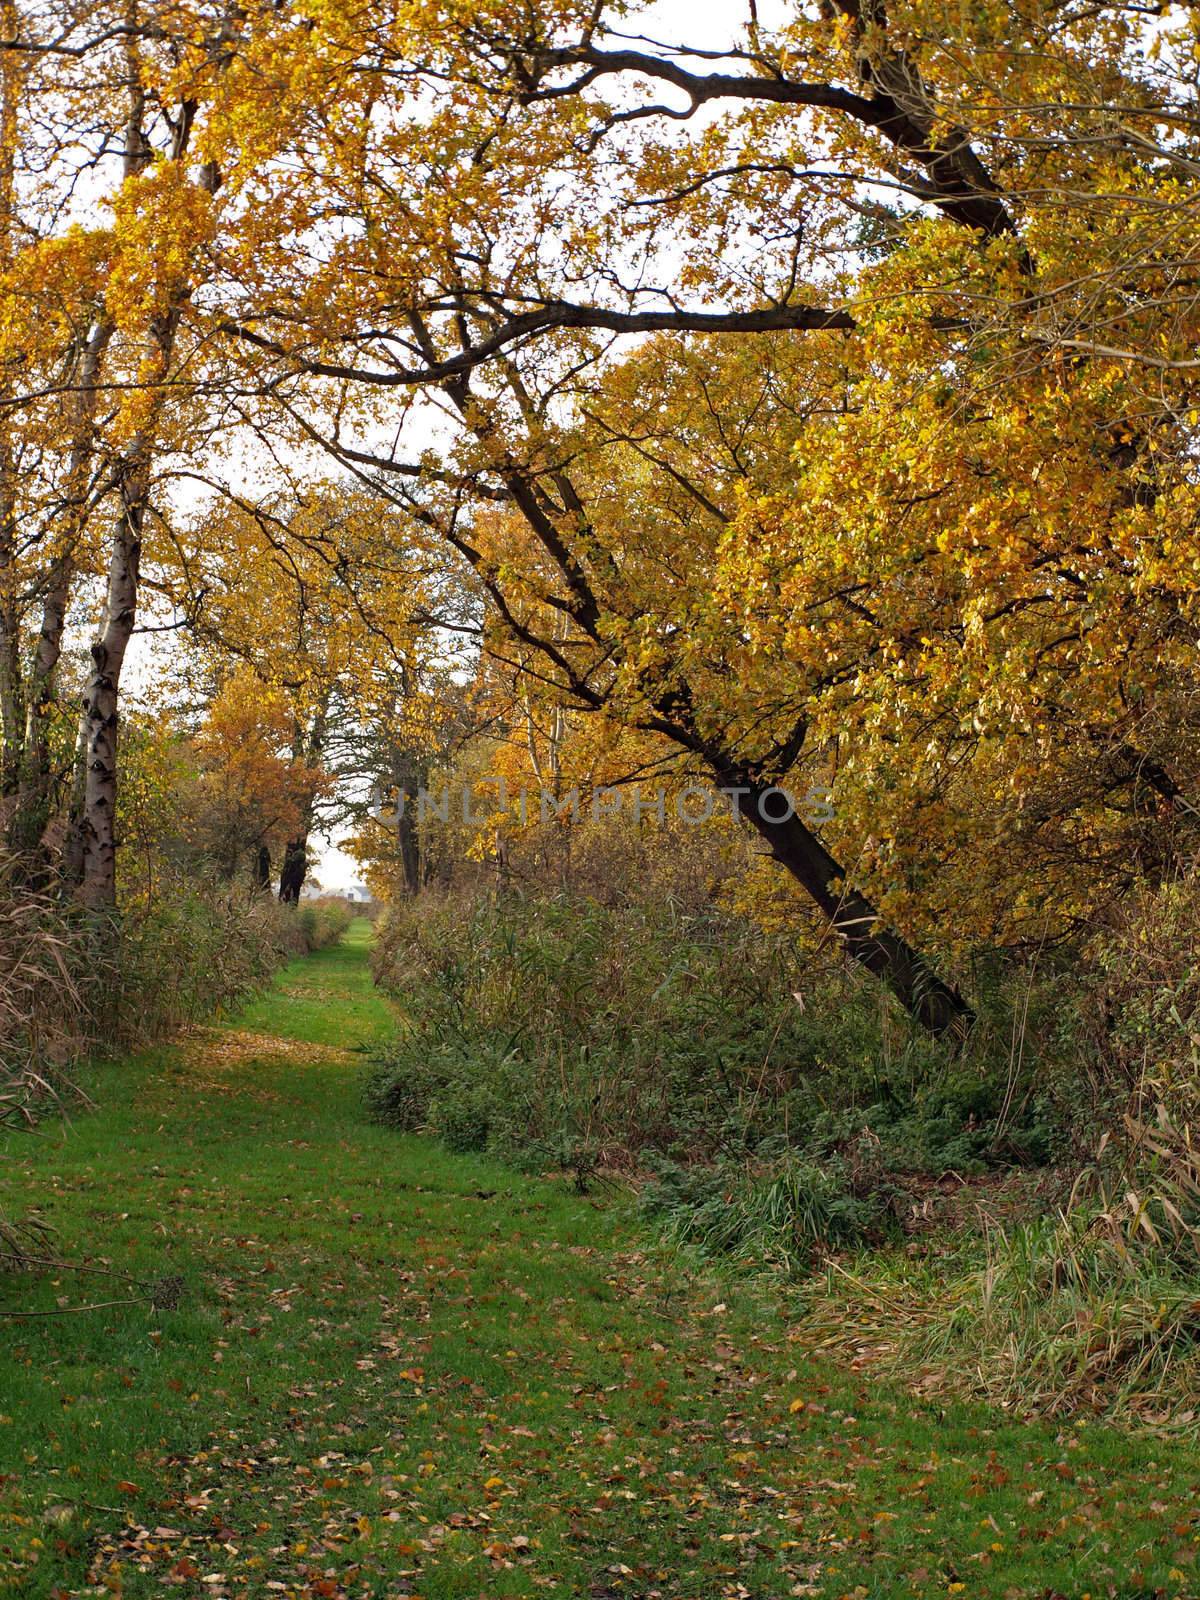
[712,759,973,1036]
[433,317,971,1034]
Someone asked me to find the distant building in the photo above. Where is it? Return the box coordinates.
[299,880,374,904]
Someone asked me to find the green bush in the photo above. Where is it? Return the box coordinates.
[365,890,1068,1184]
[368,890,866,1163]
[295,896,354,953]
[117,885,288,1037]
[640,1150,899,1271]
[431,1081,496,1153]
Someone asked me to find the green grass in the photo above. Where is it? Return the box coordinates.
[3,919,1200,1598]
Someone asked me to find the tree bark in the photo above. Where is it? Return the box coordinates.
[278,838,308,903]
[78,474,146,909]
[390,749,425,896]
[69,24,222,907]
[0,12,22,803]
[11,559,72,852]
[254,841,272,892]
[13,316,115,858]
[398,787,421,895]
[0,487,20,800]
[711,758,972,1035]
[278,699,329,904]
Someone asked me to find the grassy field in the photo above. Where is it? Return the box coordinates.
[3,920,1200,1599]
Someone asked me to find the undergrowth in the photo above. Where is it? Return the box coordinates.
[0,869,352,1264]
[368,877,1200,1424]
[366,890,1064,1204]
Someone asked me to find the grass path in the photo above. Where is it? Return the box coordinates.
[4,923,1200,1599]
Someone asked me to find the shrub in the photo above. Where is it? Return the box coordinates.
[431,1081,496,1153]
[295,896,355,953]
[113,882,306,1040]
[365,1052,442,1133]
[367,889,875,1164]
[789,1108,1200,1423]
[365,888,1066,1185]
[640,1151,899,1271]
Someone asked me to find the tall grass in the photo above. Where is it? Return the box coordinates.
[0,861,103,1127]
[367,889,894,1173]
[294,895,355,954]
[902,1109,1200,1421]
[0,873,356,1110]
[1,867,353,1264]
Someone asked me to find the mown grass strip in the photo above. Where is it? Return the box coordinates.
[2,924,1199,1598]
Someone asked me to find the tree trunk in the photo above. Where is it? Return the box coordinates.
[389,749,424,895]
[68,31,221,907]
[430,312,971,1034]
[398,783,421,895]
[0,0,20,800]
[11,561,70,846]
[13,316,115,859]
[278,838,308,903]
[278,699,330,904]
[78,478,146,909]
[254,842,272,892]
[0,498,20,799]
[713,759,973,1036]
[7,556,76,861]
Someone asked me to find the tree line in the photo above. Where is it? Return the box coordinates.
[1,0,1197,1027]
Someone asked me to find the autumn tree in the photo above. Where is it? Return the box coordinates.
[153,0,1200,1028]
[0,0,251,905]
[184,668,324,886]
[6,0,1199,1027]
[163,483,475,899]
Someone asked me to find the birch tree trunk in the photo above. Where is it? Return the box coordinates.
[78,472,147,908]
[0,481,20,800]
[11,318,115,857]
[70,21,223,906]
[0,0,22,800]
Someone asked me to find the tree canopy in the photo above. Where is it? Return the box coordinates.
[1,0,1197,1025]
